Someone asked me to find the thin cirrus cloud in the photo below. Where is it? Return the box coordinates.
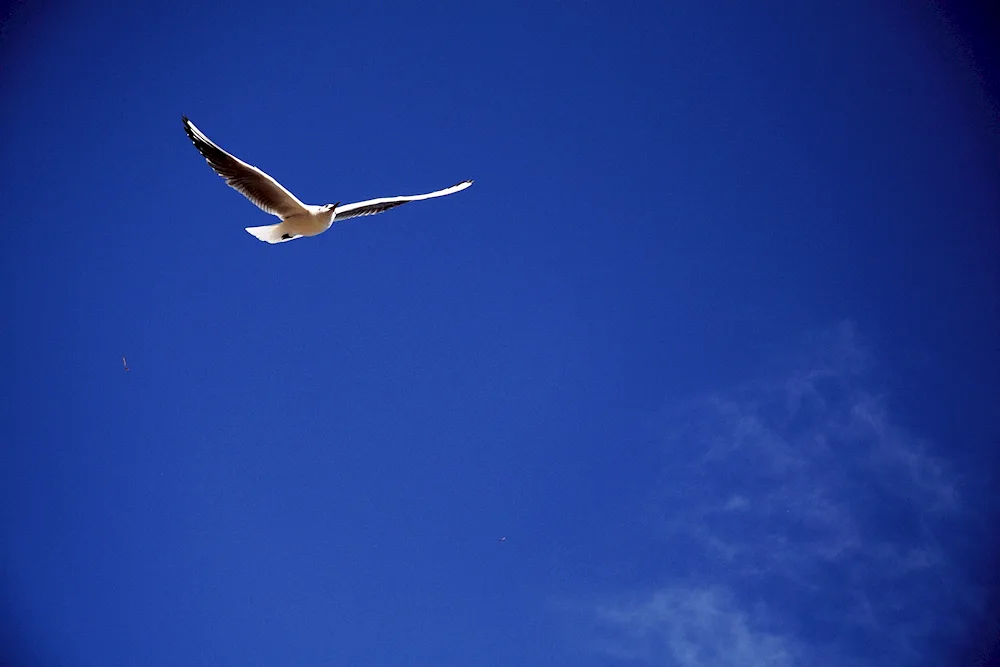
[587,321,977,666]
[592,587,795,667]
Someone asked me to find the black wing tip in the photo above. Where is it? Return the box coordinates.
[181,117,197,139]
[181,118,209,151]
[180,117,218,164]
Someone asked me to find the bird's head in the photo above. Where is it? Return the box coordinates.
[324,202,340,212]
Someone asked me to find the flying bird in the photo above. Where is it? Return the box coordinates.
[498,536,506,543]
[122,355,130,372]
[181,117,473,244]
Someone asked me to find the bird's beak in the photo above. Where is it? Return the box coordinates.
[332,201,340,209]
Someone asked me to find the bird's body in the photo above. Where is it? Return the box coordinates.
[181,117,472,244]
[245,205,338,244]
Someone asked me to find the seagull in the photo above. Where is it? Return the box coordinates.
[122,355,130,372]
[498,536,506,543]
[181,117,473,244]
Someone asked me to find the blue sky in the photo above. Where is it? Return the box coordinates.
[1,1,998,665]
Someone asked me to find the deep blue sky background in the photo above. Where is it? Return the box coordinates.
[2,1,998,665]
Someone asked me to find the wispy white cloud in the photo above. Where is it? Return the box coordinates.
[593,587,797,667]
[586,321,974,666]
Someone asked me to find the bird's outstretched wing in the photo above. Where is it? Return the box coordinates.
[182,117,310,219]
[333,180,473,222]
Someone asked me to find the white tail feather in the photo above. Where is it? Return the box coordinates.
[245,224,295,244]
